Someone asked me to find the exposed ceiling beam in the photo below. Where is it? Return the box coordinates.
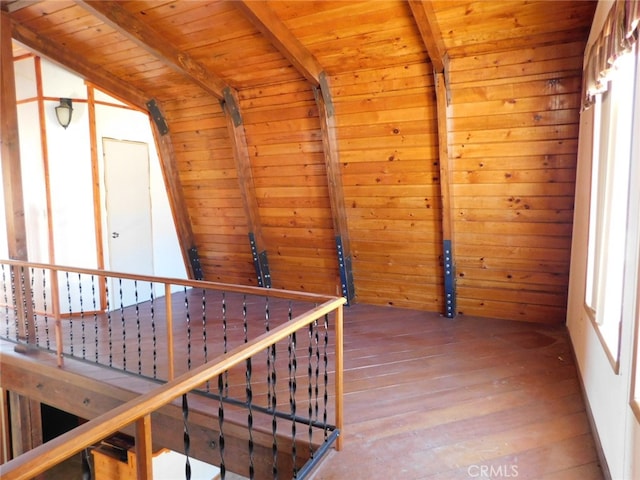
[408,0,447,73]
[234,0,323,86]
[75,0,229,99]
[1,10,28,261]
[7,13,148,111]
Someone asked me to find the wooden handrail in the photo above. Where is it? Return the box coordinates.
[0,297,345,480]
[0,259,338,304]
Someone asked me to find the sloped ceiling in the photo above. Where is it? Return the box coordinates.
[2,1,596,322]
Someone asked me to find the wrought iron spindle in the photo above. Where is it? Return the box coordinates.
[42,269,50,349]
[182,394,192,480]
[289,330,298,477]
[30,268,39,346]
[135,280,142,375]
[150,283,157,379]
[246,356,255,479]
[66,272,72,355]
[221,292,228,396]
[20,267,30,343]
[308,319,320,454]
[2,266,10,338]
[270,339,278,478]
[322,314,330,440]
[185,287,191,371]
[10,267,18,341]
[243,294,248,344]
[91,275,98,363]
[78,273,86,359]
[218,374,226,479]
[265,296,279,477]
[118,278,126,371]
[106,281,113,368]
[201,289,208,391]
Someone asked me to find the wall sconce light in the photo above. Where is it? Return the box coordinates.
[55,98,73,129]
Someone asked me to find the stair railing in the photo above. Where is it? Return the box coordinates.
[0,259,346,479]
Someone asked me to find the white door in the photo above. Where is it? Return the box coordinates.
[103,138,154,307]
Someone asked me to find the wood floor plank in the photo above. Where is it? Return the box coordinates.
[2,295,602,480]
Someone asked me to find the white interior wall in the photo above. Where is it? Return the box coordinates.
[5,51,185,290]
[567,2,640,479]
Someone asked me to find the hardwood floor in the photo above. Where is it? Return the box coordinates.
[2,299,602,479]
[309,304,602,480]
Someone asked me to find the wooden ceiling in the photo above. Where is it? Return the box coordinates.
[4,1,595,92]
[2,1,597,322]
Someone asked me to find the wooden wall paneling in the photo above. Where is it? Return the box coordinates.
[447,40,584,323]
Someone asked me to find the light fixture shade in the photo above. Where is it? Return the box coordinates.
[55,98,73,129]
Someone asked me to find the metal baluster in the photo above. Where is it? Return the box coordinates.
[42,269,50,350]
[78,273,86,359]
[106,281,113,368]
[150,283,157,379]
[201,289,208,391]
[323,314,330,440]
[10,267,18,341]
[218,374,226,479]
[30,268,39,346]
[2,265,10,338]
[221,292,228,396]
[185,287,191,371]
[135,280,142,375]
[242,293,255,478]
[20,267,29,344]
[246,355,255,479]
[91,275,98,363]
[265,296,279,477]
[182,394,192,480]
[66,272,73,356]
[289,329,298,477]
[270,346,278,477]
[243,294,248,343]
[119,278,126,371]
[308,319,320,456]
[265,296,272,406]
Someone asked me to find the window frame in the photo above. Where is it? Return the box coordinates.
[583,46,637,373]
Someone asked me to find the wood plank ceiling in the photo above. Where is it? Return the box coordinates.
[1,0,596,323]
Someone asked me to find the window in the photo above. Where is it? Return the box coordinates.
[585,48,637,369]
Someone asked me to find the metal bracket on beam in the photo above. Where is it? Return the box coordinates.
[249,232,271,288]
[336,236,355,305]
[317,71,335,117]
[188,246,204,280]
[222,87,243,127]
[443,239,456,318]
[146,99,169,135]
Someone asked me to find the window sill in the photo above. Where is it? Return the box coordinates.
[585,304,621,374]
